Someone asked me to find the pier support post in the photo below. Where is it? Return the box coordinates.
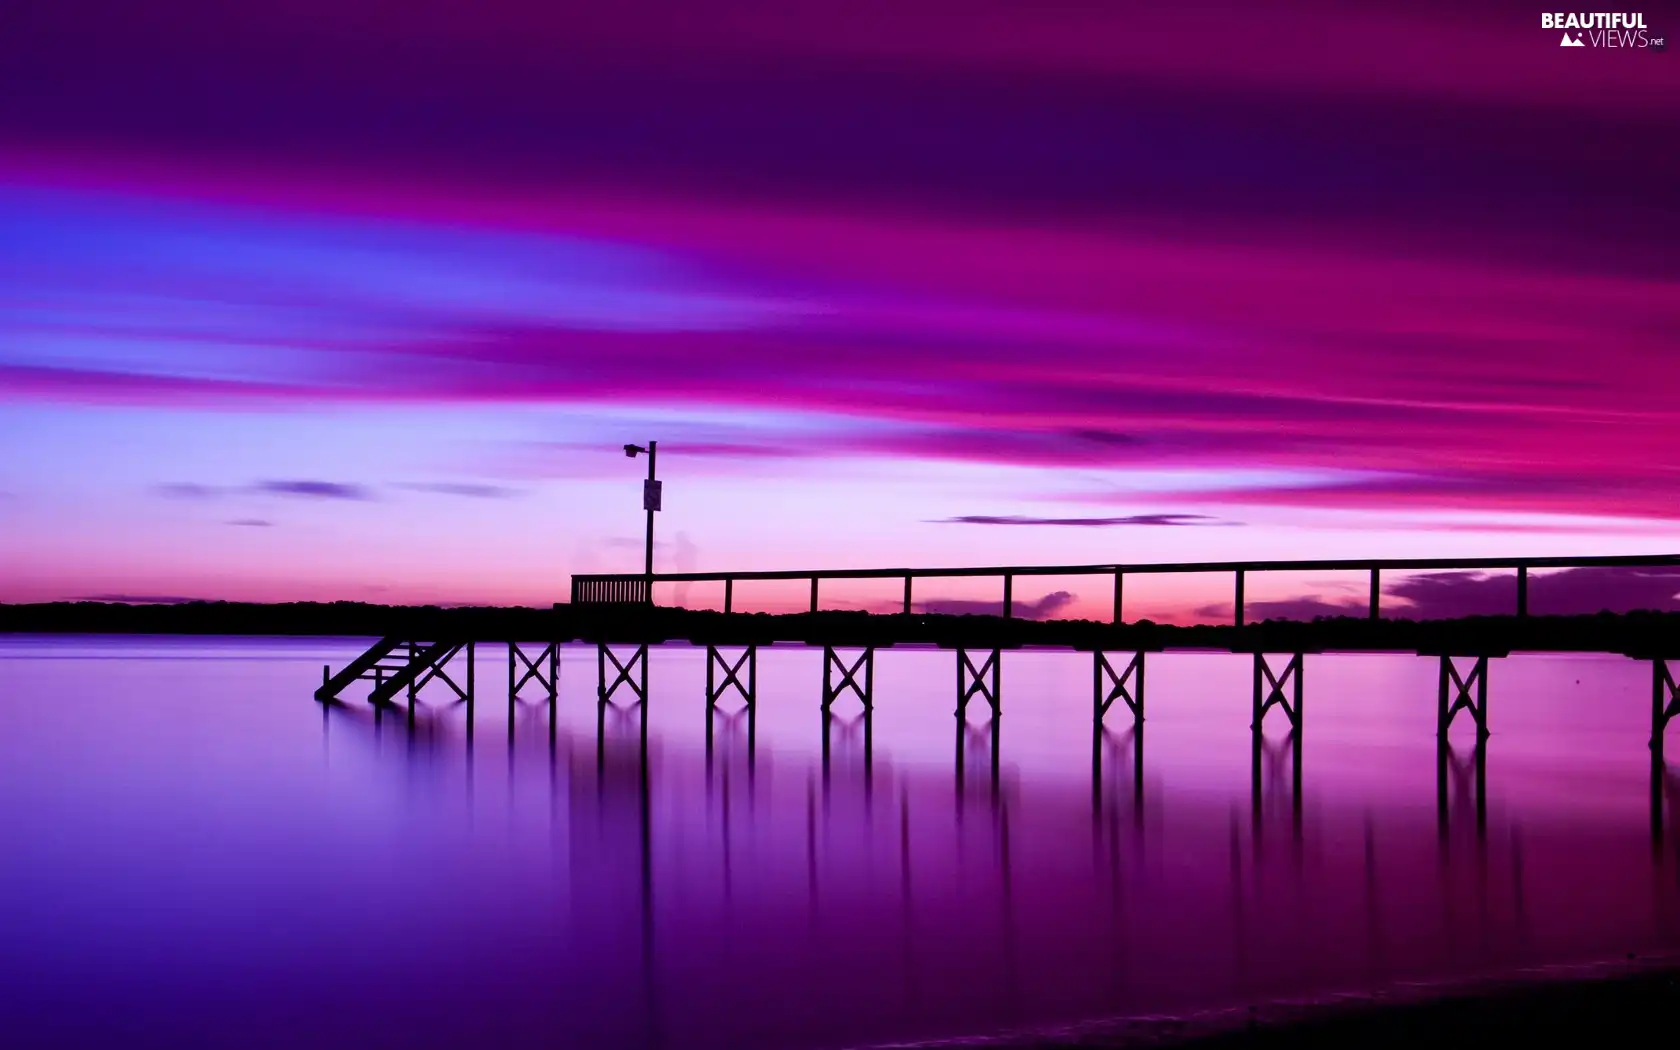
[956,648,1002,721]
[465,642,476,727]
[1437,655,1490,740]
[1094,651,1145,724]
[822,646,874,713]
[509,641,559,708]
[1651,659,1679,758]
[405,640,419,707]
[598,643,649,706]
[1250,652,1304,733]
[706,645,757,710]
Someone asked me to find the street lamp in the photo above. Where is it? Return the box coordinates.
[623,441,660,580]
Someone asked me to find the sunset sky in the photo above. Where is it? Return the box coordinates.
[1,2,1676,618]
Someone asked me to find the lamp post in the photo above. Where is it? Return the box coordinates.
[623,441,660,582]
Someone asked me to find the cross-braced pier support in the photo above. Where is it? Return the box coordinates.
[598,643,649,706]
[508,641,558,715]
[396,640,476,706]
[1651,659,1679,758]
[1094,651,1144,725]
[957,648,1002,721]
[1250,653,1304,733]
[822,646,874,713]
[706,645,757,710]
[428,640,474,701]
[1437,655,1490,740]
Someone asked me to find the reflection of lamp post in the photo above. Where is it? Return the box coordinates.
[623,442,659,581]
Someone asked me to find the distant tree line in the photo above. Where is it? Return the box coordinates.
[2,601,1676,656]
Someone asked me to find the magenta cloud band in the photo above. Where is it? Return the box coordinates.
[1,0,1675,537]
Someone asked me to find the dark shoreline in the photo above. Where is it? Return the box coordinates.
[869,955,1680,1048]
[3,601,1679,657]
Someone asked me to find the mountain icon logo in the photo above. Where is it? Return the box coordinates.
[1560,32,1586,46]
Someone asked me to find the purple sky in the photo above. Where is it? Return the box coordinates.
[0,2,1676,617]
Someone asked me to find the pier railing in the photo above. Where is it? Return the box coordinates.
[570,553,1680,625]
[571,575,653,605]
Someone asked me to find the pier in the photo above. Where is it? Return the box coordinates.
[314,554,1680,777]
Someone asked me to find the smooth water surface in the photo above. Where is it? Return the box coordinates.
[1,637,1677,1048]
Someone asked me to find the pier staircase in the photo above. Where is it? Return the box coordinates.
[315,637,473,705]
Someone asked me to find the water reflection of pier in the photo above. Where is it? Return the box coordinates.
[314,659,1680,1050]
[319,630,1680,866]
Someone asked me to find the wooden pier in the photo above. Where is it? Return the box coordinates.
[315,553,1680,762]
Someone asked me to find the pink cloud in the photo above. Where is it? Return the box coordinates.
[2,0,1675,547]
[4,184,1675,525]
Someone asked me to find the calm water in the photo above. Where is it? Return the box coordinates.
[1,636,1677,1048]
